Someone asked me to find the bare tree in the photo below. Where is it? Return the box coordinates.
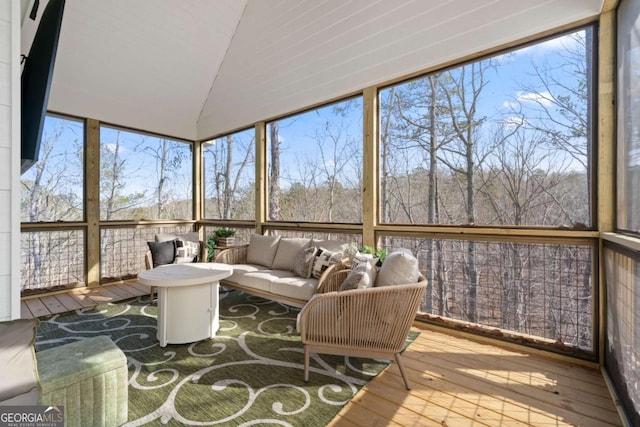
[437,62,494,323]
[269,122,281,221]
[205,134,253,219]
[310,116,359,222]
[100,131,146,220]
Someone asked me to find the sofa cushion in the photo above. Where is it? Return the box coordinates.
[228,268,297,293]
[311,247,343,279]
[246,234,281,268]
[271,273,319,301]
[293,246,317,279]
[272,238,311,271]
[339,261,376,291]
[0,319,39,401]
[226,263,272,283]
[375,249,419,287]
[147,240,177,267]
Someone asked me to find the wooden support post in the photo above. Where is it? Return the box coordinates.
[193,140,203,240]
[85,119,101,288]
[255,122,267,234]
[597,8,617,365]
[363,87,379,249]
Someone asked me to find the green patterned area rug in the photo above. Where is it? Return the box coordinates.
[35,290,417,426]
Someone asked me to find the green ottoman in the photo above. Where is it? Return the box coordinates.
[36,336,128,427]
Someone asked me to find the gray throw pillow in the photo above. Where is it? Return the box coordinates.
[339,261,376,291]
[294,246,317,279]
[147,240,177,267]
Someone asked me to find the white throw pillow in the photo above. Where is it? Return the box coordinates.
[246,233,281,268]
[375,249,419,287]
[311,247,343,279]
[272,238,311,271]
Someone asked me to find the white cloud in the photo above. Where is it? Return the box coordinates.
[503,100,518,109]
[516,91,553,107]
[103,143,125,153]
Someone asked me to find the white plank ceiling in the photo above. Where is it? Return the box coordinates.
[28,0,604,141]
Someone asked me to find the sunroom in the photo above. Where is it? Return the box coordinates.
[2,0,639,425]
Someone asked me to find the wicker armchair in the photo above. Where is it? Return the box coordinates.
[298,268,427,390]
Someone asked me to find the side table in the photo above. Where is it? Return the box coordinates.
[138,263,232,347]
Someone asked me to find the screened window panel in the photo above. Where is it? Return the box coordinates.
[21,230,85,292]
[99,126,193,221]
[203,128,255,220]
[379,28,594,228]
[604,244,640,426]
[266,98,363,223]
[382,236,595,355]
[21,115,85,222]
[617,0,640,235]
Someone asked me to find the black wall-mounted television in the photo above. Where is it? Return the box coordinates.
[21,0,65,174]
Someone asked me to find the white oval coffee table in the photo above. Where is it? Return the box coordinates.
[138,263,233,347]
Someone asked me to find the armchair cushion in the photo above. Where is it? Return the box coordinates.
[0,319,39,402]
[375,250,419,287]
[246,233,281,268]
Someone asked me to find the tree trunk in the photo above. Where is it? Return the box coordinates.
[269,122,281,220]
[223,135,233,219]
[156,139,168,218]
[380,88,395,223]
[425,77,439,313]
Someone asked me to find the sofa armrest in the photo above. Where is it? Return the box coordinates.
[214,244,249,265]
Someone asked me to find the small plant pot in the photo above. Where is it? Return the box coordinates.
[216,237,235,247]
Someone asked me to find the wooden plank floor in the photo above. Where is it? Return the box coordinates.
[20,281,152,318]
[22,282,622,427]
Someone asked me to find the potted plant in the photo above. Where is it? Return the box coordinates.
[358,245,387,266]
[214,228,236,247]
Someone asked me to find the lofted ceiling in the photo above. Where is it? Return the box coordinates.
[23,0,605,141]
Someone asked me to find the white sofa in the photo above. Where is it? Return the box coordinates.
[214,234,349,308]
